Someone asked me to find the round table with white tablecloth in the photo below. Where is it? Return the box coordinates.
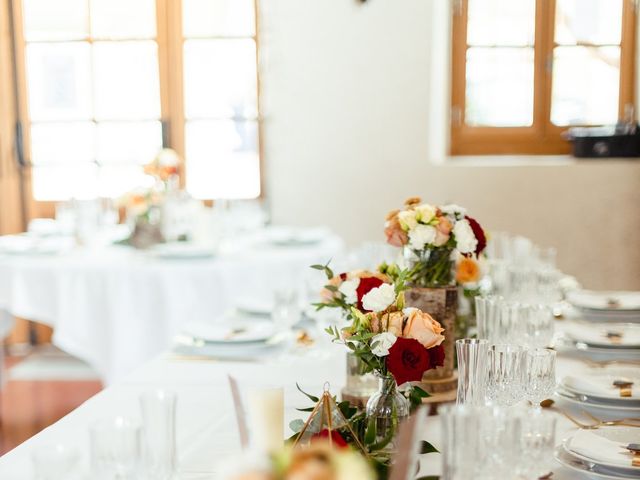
[0,227,344,382]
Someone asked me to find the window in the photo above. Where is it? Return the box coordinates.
[12,0,260,205]
[451,0,636,155]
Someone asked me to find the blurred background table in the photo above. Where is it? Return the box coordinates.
[0,226,344,382]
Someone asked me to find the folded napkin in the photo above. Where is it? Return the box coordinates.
[563,375,638,399]
[569,429,638,469]
[563,322,640,347]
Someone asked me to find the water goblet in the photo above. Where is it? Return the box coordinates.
[523,348,556,408]
[140,389,177,480]
[486,344,525,406]
[456,338,489,405]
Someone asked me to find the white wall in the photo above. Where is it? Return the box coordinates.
[260,0,640,290]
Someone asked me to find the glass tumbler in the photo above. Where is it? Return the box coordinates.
[90,416,141,480]
[140,389,177,480]
[456,338,489,405]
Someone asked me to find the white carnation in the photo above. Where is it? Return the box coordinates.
[453,218,478,254]
[338,279,359,305]
[408,224,437,250]
[371,332,397,357]
[415,204,436,224]
[440,204,467,217]
[397,210,418,231]
[362,283,396,312]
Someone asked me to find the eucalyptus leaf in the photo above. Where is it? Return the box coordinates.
[295,382,319,403]
[289,419,305,433]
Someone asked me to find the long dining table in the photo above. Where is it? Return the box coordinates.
[0,328,606,479]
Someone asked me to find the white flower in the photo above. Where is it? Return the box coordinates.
[402,307,418,316]
[408,224,437,250]
[440,204,467,217]
[371,332,397,357]
[338,279,359,304]
[156,148,179,166]
[397,210,418,231]
[453,218,478,254]
[362,283,396,312]
[415,203,437,224]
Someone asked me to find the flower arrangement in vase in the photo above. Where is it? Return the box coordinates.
[384,197,486,288]
[313,262,445,457]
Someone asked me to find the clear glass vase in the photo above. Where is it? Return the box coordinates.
[365,375,410,455]
[403,246,455,288]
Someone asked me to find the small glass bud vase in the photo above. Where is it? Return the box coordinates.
[365,374,410,455]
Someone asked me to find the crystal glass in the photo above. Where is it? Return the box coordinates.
[90,417,142,480]
[365,374,410,455]
[271,288,301,332]
[523,348,556,407]
[476,296,507,343]
[140,389,177,480]
[486,344,525,406]
[521,304,554,348]
[32,443,80,480]
[441,405,521,480]
[516,409,557,479]
[456,338,489,405]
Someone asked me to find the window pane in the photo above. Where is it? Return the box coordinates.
[183,0,255,37]
[26,43,92,121]
[90,0,156,39]
[30,122,95,166]
[96,121,162,165]
[555,0,623,46]
[93,41,161,120]
[98,165,151,197]
[185,120,260,199]
[184,39,257,119]
[467,0,535,46]
[551,47,620,126]
[465,47,534,127]
[23,0,88,41]
[32,164,99,201]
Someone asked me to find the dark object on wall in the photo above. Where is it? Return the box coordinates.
[565,125,640,158]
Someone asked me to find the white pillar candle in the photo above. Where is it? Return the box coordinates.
[246,387,284,453]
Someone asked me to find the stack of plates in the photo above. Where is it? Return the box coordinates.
[556,321,640,360]
[568,290,640,323]
[556,368,640,419]
[555,426,640,479]
[174,318,284,360]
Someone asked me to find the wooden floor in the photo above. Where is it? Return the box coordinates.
[0,356,103,455]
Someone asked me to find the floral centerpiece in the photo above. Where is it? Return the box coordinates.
[313,262,445,457]
[384,197,486,287]
[143,148,180,191]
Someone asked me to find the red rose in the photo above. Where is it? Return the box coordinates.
[429,344,445,368]
[465,216,486,256]
[386,337,431,386]
[356,276,384,311]
[339,272,348,281]
[312,428,348,448]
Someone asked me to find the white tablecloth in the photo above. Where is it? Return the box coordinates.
[0,229,344,382]
[0,335,599,479]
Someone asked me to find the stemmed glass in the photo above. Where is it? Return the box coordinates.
[486,344,525,406]
[523,348,556,408]
[516,409,557,479]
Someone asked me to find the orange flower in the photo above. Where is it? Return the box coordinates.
[380,311,404,336]
[456,257,480,284]
[404,196,421,207]
[403,310,445,349]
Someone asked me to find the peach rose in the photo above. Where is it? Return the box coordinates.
[433,216,453,247]
[370,312,381,333]
[403,310,445,349]
[456,257,480,284]
[404,196,421,207]
[384,215,409,247]
[381,311,404,336]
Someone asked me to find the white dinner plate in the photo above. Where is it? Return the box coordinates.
[563,426,640,472]
[562,322,640,349]
[568,290,640,312]
[234,298,273,317]
[555,387,640,416]
[555,447,639,479]
[561,369,640,403]
[181,320,276,344]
